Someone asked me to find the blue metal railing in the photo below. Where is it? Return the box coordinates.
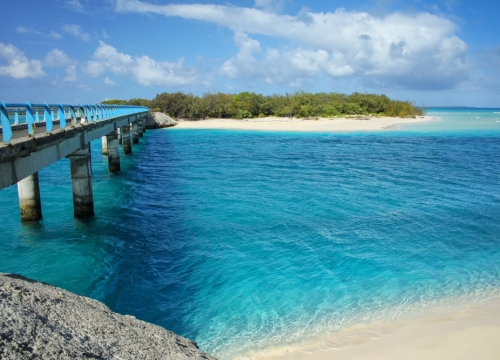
[0,102,148,143]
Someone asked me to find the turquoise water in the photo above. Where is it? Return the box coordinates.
[1,109,500,358]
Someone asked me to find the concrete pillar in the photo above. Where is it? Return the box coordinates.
[141,118,146,133]
[101,136,108,155]
[132,123,139,144]
[122,126,132,154]
[138,120,144,137]
[106,130,120,172]
[67,145,94,217]
[17,172,42,221]
[117,127,122,144]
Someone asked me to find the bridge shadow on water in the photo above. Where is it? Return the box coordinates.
[0,128,197,340]
[91,129,202,340]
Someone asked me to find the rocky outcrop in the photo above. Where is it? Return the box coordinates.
[0,273,217,360]
[146,111,178,129]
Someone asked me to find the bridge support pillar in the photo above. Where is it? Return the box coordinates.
[122,126,132,154]
[117,128,122,144]
[101,136,108,155]
[106,130,120,172]
[132,123,139,144]
[142,118,146,133]
[17,172,42,221]
[138,120,144,137]
[67,145,94,217]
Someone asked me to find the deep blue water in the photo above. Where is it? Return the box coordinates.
[1,109,500,358]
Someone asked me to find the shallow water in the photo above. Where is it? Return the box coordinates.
[1,108,500,358]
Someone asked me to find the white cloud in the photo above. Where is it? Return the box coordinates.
[16,26,41,35]
[17,26,63,40]
[222,33,356,86]
[221,32,261,79]
[44,49,75,67]
[115,0,470,89]
[0,43,45,79]
[64,64,78,82]
[254,0,285,13]
[102,30,111,39]
[86,41,198,86]
[104,77,115,85]
[65,0,84,12]
[62,24,90,41]
[49,31,63,40]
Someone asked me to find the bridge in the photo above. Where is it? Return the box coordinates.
[0,102,149,221]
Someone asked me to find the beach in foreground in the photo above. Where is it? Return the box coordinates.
[234,297,500,360]
[174,116,433,132]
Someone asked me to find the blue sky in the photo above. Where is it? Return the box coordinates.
[0,0,499,106]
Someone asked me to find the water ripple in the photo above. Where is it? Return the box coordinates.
[0,127,500,358]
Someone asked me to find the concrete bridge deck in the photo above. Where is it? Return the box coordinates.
[0,122,63,142]
[0,113,145,190]
[0,103,149,220]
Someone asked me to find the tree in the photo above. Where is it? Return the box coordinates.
[101,99,127,105]
[122,91,422,119]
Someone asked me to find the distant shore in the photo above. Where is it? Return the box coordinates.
[234,296,500,360]
[173,116,434,132]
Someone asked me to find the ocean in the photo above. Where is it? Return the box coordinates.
[1,108,500,358]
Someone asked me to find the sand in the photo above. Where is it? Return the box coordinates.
[173,116,433,132]
[233,297,500,360]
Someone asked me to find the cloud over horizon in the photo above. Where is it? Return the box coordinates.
[114,0,471,90]
[0,43,45,79]
[86,41,198,86]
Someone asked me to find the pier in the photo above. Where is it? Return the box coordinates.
[0,102,148,220]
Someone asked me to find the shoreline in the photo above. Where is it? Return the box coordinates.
[231,295,500,360]
[172,116,434,132]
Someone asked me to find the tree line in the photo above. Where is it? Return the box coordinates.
[102,91,424,119]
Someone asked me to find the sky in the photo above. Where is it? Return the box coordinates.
[0,0,499,106]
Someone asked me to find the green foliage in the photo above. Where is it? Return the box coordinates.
[119,91,422,119]
[101,98,151,108]
[235,109,253,119]
[127,98,151,107]
[101,99,127,105]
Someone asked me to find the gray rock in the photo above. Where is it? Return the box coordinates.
[146,112,178,129]
[0,273,217,360]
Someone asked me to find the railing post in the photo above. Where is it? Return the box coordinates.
[43,103,53,132]
[77,105,85,124]
[17,172,42,221]
[0,102,13,143]
[25,102,36,136]
[69,105,77,126]
[85,105,91,121]
[66,144,94,217]
[58,104,66,128]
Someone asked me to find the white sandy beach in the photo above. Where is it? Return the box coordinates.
[173,116,433,132]
[233,297,500,360]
